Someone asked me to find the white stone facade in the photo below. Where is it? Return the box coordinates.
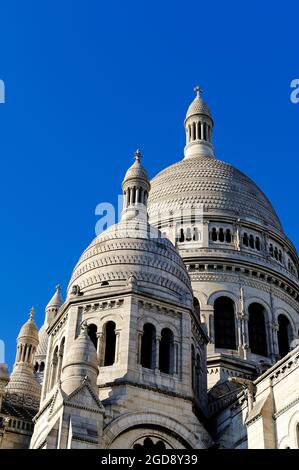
[0,89,298,449]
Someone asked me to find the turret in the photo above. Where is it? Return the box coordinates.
[34,285,63,384]
[6,307,41,401]
[184,86,214,159]
[60,322,98,395]
[121,149,151,222]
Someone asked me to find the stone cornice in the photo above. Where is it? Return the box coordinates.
[99,379,193,403]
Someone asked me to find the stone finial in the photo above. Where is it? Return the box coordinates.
[55,284,61,293]
[29,306,35,320]
[135,148,141,163]
[194,85,203,97]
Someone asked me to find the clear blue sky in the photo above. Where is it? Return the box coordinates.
[0,0,298,369]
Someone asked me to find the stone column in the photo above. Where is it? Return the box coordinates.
[234,220,241,251]
[241,313,250,360]
[137,331,142,364]
[272,322,280,360]
[266,320,275,362]
[97,332,104,366]
[25,345,31,363]
[155,336,161,371]
[115,330,121,364]
[196,121,200,140]
[173,341,179,375]
[57,352,63,381]
[237,313,243,357]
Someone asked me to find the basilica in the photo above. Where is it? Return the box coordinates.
[0,88,298,449]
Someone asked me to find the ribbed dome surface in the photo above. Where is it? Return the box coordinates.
[148,156,283,232]
[35,325,48,358]
[67,220,193,304]
[185,96,212,120]
[18,317,39,340]
[123,159,149,182]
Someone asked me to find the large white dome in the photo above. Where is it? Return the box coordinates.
[148,155,283,233]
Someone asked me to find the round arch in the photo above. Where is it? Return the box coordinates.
[101,412,208,449]
[207,290,239,310]
[288,410,299,448]
[274,309,296,334]
[244,297,271,319]
[191,291,207,309]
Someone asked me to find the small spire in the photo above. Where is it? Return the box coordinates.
[55,284,61,293]
[29,306,35,320]
[194,85,203,98]
[134,148,141,163]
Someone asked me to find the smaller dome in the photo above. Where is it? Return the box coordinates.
[68,219,193,305]
[185,86,212,121]
[185,96,211,121]
[61,323,98,394]
[63,327,98,370]
[46,284,63,310]
[18,307,39,341]
[122,149,149,184]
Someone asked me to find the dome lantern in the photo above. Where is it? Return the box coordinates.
[184,86,215,159]
[121,149,151,222]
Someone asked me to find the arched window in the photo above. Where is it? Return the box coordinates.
[50,346,59,389]
[248,303,268,357]
[269,244,274,257]
[141,323,156,369]
[249,234,255,249]
[192,122,196,141]
[203,122,207,140]
[197,121,202,140]
[274,246,278,260]
[225,229,232,243]
[185,227,192,242]
[255,237,261,251]
[214,297,237,350]
[278,315,291,358]
[34,362,39,372]
[87,323,98,349]
[178,228,185,243]
[219,228,225,242]
[193,297,200,317]
[104,321,116,366]
[211,227,218,241]
[193,227,199,241]
[40,362,45,372]
[243,233,248,246]
[159,328,174,374]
